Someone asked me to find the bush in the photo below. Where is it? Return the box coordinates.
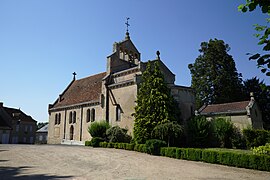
[211,118,234,148]
[145,139,166,155]
[88,121,111,139]
[160,147,270,171]
[151,122,183,147]
[85,140,91,146]
[231,127,246,149]
[90,137,104,147]
[243,129,270,148]
[134,144,147,153]
[106,126,132,143]
[252,143,270,156]
[187,116,212,148]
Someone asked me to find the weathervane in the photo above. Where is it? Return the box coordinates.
[125,17,130,32]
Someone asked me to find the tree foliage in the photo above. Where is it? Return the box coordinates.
[243,77,270,129]
[88,120,111,139]
[187,116,212,148]
[106,126,131,143]
[238,0,270,76]
[133,61,180,144]
[188,39,244,108]
[151,122,183,147]
[212,118,234,148]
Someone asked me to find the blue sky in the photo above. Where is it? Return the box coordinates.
[0,0,269,122]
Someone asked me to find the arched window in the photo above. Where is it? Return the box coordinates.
[101,94,105,108]
[91,109,95,122]
[116,105,121,121]
[86,109,90,122]
[69,112,72,124]
[55,114,58,125]
[73,111,76,123]
[58,113,61,124]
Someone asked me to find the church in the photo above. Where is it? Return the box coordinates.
[47,29,195,145]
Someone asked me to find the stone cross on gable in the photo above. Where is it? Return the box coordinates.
[73,72,77,80]
[125,17,130,32]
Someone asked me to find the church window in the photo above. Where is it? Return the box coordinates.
[101,94,105,108]
[91,109,95,122]
[73,111,76,123]
[58,113,61,124]
[55,114,58,125]
[69,112,72,124]
[86,109,90,122]
[116,105,121,121]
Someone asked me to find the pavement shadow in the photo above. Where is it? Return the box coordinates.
[0,166,73,180]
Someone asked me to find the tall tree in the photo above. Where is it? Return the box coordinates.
[238,1,270,76]
[243,77,270,129]
[188,39,244,108]
[133,61,179,144]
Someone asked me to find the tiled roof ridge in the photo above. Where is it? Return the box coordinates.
[76,72,106,81]
[207,100,250,107]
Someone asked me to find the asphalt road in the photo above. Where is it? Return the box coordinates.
[0,144,269,180]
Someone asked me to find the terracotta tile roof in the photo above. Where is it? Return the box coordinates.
[200,101,250,115]
[52,72,106,108]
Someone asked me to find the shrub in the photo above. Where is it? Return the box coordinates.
[88,121,111,139]
[125,143,134,151]
[211,118,234,148]
[252,143,270,156]
[85,140,91,146]
[145,139,166,155]
[106,126,132,143]
[161,147,270,171]
[231,127,246,149]
[151,122,183,147]
[90,137,104,147]
[187,116,212,148]
[243,129,270,148]
[134,144,147,153]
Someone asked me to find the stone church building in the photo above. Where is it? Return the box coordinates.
[47,31,195,145]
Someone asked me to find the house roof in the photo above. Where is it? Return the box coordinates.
[3,107,37,123]
[0,108,12,129]
[199,101,250,115]
[51,72,106,109]
[37,124,48,133]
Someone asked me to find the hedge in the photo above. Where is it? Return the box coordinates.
[161,147,270,171]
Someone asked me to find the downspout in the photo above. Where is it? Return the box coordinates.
[106,84,110,123]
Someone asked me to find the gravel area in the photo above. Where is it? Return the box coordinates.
[0,144,269,180]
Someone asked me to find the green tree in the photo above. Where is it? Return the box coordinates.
[238,1,270,76]
[151,122,183,147]
[133,61,179,144]
[243,77,270,129]
[88,120,110,139]
[188,39,244,108]
[106,126,131,143]
[212,118,234,148]
[37,122,48,129]
[187,116,212,148]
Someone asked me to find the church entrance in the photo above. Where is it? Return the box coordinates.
[70,125,74,140]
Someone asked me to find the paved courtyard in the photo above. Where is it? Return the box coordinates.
[0,144,269,180]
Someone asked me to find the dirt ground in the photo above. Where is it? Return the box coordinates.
[0,144,269,180]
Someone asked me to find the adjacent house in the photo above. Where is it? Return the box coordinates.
[47,31,195,145]
[198,93,263,130]
[36,124,48,144]
[0,102,37,144]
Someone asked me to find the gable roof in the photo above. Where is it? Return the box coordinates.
[0,107,12,129]
[51,72,106,109]
[37,124,48,133]
[0,106,36,124]
[199,101,250,115]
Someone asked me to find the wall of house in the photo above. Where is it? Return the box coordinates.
[9,120,36,144]
[0,129,10,144]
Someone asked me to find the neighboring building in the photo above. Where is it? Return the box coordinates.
[48,31,195,145]
[0,102,37,144]
[36,124,48,144]
[198,93,263,130]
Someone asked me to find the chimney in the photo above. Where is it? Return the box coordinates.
[0,102,3,107]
